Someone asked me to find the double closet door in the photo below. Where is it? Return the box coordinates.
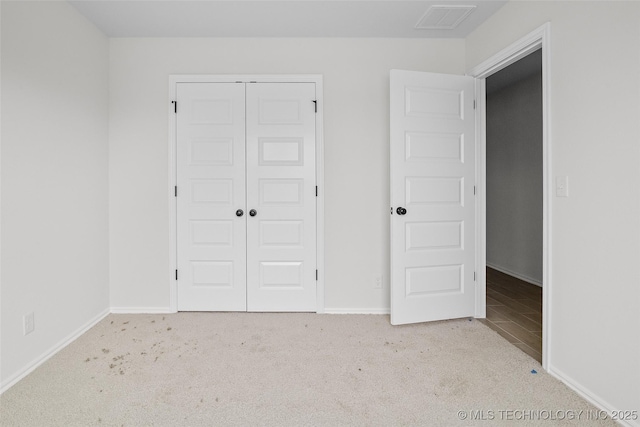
[176,82,317,312]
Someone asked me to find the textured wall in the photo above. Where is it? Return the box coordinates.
[1,1,110,388]
[107,37,466,312]
[467,0,640,418]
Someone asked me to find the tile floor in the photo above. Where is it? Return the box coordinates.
[479,267,543,363]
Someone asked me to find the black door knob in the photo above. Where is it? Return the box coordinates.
[236,209,244,217]
[396,207,407,215]
[249,209,257,217]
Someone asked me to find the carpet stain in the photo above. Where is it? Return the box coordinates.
[4,314,608,426]
[337,399,351,413]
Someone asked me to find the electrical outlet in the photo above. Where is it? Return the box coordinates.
[556,176,569,197]
[373,275,383,289]
[24,312,35,335]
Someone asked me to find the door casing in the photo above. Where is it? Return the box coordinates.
[168,75,325,314]
[469,23,552,370]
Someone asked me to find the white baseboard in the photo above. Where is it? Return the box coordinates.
[486,262,542,287]
[548,365,639,427]
[110,307,175,314]
[323,308,390,315]
[0,308,110,395]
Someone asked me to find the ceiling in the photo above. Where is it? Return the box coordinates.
[68,0,507,38]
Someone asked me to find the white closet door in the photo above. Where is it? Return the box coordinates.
[245,83,317,311]
[176,83,247,311]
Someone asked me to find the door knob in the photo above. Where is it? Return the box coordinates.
[236,209,244,217]
[396,207,407,215]
[249,209,257,217]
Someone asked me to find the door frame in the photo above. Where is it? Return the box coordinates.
[168,75,325,313]
[468,23,552,369]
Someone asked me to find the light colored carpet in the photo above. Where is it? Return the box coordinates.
[0,313,613,426]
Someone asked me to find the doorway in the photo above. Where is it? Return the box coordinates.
[469,23,551,369]
[482,49,543,362]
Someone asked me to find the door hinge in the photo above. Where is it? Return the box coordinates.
[312,100,317,113]
[474,271,476,281]
[175,269,178,280]
[316,186,318,197]
[316,270,318,281]
[473,100,476,110]
[473,185,476,195]
[171,101,177,113]
[174,186,177,197]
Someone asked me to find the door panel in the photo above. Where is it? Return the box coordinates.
[177,83,247,311]
[177,81,317,312]
[390,70,476,325]
[246,83,317,311]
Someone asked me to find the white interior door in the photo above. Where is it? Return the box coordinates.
[390,70,476,325]
[246,83,317,311]
[176,81,317,312]
[176,83,247,311]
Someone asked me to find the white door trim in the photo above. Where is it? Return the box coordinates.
[468,23,552,370]
[168,74,325,313]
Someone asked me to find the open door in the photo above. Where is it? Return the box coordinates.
[390,70,476,325]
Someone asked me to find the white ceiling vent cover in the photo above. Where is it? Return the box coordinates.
[415,5,477,30]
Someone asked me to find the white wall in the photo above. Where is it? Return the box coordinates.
[467,1,640,419]
[0,1,110,389]
[108,38,465,311]
[486,71,543,285]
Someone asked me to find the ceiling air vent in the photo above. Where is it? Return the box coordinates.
[415,5,476,30]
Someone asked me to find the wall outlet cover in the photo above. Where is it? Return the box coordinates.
[24,312,35,335]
